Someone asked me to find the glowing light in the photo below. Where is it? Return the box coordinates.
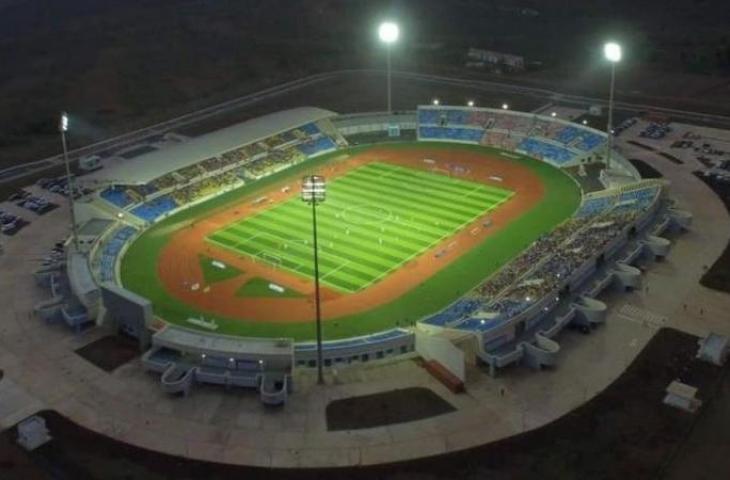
[378,22,400,44]
[467,100,475,107]
[604,42,622,62]
[59,112,68,132]
[432,98,440,106]
[502,103,509,110]
[301,175,326,203]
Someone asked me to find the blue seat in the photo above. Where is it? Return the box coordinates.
[101,187,133,208]
[517,138,576,165]
[419,127,484,143]
[131,195,178,221]
[297,137,336,156]
[299,122,320,136]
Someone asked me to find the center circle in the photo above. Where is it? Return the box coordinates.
[341,204,393,226]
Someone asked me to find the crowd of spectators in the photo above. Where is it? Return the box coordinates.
[99,120,340,220]
[469,185,660,326]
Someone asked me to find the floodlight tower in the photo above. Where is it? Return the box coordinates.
[59,112,79,251]
[378,21,400,112]
[301,175,326,385]
[604,42,622,170]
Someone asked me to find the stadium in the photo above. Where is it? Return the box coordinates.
[26,102,682,402]
[14,73,730,474]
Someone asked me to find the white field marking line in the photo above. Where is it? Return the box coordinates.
[320,259,351,281]
[211,230,359,293]
[377,164,509,210]
[356,190,511,290]
[327,193,449,240]
[240,224,376,290]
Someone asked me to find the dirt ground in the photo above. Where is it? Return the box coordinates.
[156,146,544,323]
[326,385,456,431]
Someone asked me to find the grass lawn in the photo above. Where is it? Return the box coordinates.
[235,277,306,298]
[208,162,513,293]
[199,255,243,285]
[120,143,581,340]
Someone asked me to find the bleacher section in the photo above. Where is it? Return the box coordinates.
[576,195,615,218]
[131,195,178,222]
[98,119,342,222]
[100,187,134,209]
[297,136,336,156]
[418,182,663,346]
[417,106,608,166]
[95,226,137,283]
[418,126,485,143]
[423,299,482,327]
[516,138,576,165]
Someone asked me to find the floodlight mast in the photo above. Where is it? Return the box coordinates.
[59,112,79,251]
[301,175,326,385]
[604,42,622,171]
[378,22,399,112]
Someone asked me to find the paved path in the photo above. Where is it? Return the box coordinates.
[1,144,730,467]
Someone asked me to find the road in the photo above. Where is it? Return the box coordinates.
[3,69,730,186]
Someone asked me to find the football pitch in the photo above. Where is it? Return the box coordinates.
[207,162,514,293]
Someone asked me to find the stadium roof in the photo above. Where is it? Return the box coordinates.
[84,107,337,185]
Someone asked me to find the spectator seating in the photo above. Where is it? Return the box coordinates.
[423,299,482,327]
[97,226,137,283]
[576,195,615,218]
[101,187,134,209]
[419,126,485,143]
[517,138,576,165]
[299,122,321,136]
[297,136,337,156]
[131,195,178,222]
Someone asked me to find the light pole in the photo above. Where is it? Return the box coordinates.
[301,175,326,384]
[59,112,79,251]
[378,21,399,112]
[604,42,622,170]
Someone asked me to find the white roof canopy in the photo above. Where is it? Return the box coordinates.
[84,107,337,185]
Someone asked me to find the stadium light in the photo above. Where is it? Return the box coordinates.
[604,42,622,63]
[59,111,79,251]
[378,21,399,112]
[502,103,509,110]
[432,98,440,106]
[301,175,326,385]
[604,42,622,170]
[59,112,68,132]
[467,100,475,107]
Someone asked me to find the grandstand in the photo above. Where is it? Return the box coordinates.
[87,108,343,223]
[417,105,610,168]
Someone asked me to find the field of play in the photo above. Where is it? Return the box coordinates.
[207,162,514,293]
[120,143,581,340]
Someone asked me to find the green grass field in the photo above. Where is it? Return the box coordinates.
[120,143,581,340]
[207,162,513,293]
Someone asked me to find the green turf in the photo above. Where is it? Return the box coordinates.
[199,255,243,284]
[207,162,513,293]
[120,143,581,340]
[235,277,306,298]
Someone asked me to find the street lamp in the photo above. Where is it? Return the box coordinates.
[301,175,326,385]
[604,42,622,170]
[59,112,79,251]
[378,21,399,112]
